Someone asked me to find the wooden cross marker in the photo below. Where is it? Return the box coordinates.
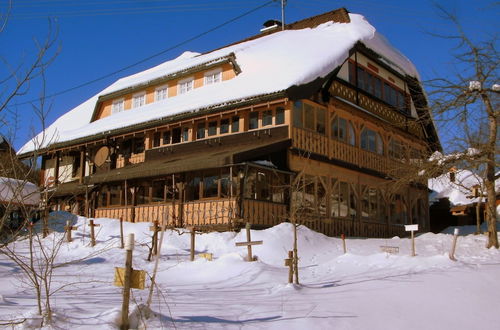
[89,219,100,247]
[284,250,294,283]
[235,222,263,262]
[64,220,78,242]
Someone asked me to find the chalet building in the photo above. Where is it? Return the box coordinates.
[18,8,440,237]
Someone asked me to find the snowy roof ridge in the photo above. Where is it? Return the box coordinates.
[18,11,422,155]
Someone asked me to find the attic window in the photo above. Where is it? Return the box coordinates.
[112,98,124,114]
[155,85,168,101]
[204,68,222,85]
[132,92,146,108]
[178,77,194,94]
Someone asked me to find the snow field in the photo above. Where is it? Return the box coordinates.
[0,214,499,329]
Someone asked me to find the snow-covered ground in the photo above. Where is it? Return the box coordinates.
[1,213,499,329]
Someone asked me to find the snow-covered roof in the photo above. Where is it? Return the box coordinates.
[0,177,40,206]
[428,169,500,206]
[19,12,420,154]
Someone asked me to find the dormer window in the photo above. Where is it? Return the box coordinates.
[112,98,124,114]
[178,77,194,94]
[155,85,168,101]
[204,68,222,85]
[132,92,146,108]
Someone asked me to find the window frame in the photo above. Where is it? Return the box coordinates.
[132,92,146,109]
[155,85,168,101]
[178,77,194,95]
[204,68,222,85]
[111,98,125,114]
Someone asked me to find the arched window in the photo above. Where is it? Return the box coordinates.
[361,128,383,154]
[331,116,356,146]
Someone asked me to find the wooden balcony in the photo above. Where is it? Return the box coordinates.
[329,80,424,138]
[293,127,413,177]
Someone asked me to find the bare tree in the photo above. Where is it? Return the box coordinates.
[393,7,499,248]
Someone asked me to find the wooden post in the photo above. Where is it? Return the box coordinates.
[245,223,253,261]
[121,233,134,330]
[89,219,100,247]
[42,207,49,238]
[64,220,77,242]
[190,227,195,262]
[341,233,347,254]
[285,250,294,284]
[449,228,459,261]
[148,221,160,261]
[293,223,299,284]
[235,222,263,261]
[119,217,124,249]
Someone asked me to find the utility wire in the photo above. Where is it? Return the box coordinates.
[9,1,274,107]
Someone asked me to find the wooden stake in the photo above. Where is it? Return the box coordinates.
[89,219,100,247]
[147,221,160,261]
[121,233,134,330]
[285,250,294,284]
[341,233,347,254]
[411,230,416,257]
[449,228,459,261]
[119,217,124,249]
[64,220,77,243]
[293,223,299,284]
[190,227,195,262]
[246,223,253,261]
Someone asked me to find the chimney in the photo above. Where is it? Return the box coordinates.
[260,19,282,33]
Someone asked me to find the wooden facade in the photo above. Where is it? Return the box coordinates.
[27,8,440,238]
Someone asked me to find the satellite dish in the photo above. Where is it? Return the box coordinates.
[94,146,110,167]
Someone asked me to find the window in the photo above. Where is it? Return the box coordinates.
[262,110,273,126]
[152,180,165,203]
[155,85,168,101]
[178,77,194,94]
[136,184,150,205]
[304,103,315,130]
[331,117,356,146]
[249,112,259,130]
[220,119,229,134]
[208,121,217,136]
[293,101,327,135]
[204,69,222,85]
[361,128,383,155]
[162,131,171,145]
[196,123,205,139]
[172,128,181,144]
[349,61,409,114]
[389,139,405,160]
[231,116,240,133]
[112,98,124,114]
[316,108,326,134]
[182,127,189,142]
[132,92,146,108]
[153,132,161,148]
[109,185,121,206]
[275,107,285,125]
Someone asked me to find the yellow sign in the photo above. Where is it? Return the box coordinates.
[114,267,146,290]
[198,253,213,261]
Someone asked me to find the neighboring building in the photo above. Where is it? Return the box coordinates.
[18,8,440,237]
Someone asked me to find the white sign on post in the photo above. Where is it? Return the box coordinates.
[405,224,419,232]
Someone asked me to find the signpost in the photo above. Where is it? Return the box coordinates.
[405,224,418,257]
[235,223,263,261]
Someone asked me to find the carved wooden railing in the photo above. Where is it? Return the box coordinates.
[330,80,424,138]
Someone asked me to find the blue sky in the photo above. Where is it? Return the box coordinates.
[1,0,498,150]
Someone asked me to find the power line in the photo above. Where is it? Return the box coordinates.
[9,1,274,107]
